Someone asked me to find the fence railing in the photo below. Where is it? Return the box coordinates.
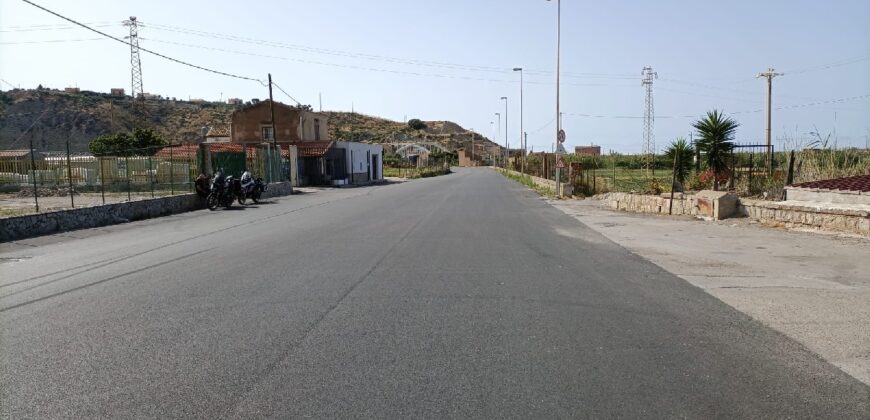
[0,142,287,216]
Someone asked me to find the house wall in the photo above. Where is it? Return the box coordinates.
[230,102,330,144]
[231,101,300,144]
[335,141,383,184]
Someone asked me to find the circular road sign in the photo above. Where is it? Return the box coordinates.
[557,129,566,143]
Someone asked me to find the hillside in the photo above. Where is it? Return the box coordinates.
[0,88,501,154]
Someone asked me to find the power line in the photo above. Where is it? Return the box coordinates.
[18,0,263,83]
[270,82,301,106]
[138,21,637,81]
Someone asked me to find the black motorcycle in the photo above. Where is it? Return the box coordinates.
[236,177,266,205]
[206,172,235,210]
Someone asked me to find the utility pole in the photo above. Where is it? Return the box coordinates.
[641,66,657,177]
[268,73,277,148]
[319,92,322,112]
[123,16,144,124]
[757,67,783,173]
[501,97,509,169]
[548,0,562,196]
[470,129,474,164]
[513,67,524,174]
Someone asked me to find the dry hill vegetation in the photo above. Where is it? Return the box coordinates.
[1,88,500,154]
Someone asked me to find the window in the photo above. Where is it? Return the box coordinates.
[314,119,321,141]
[261,126,274,141]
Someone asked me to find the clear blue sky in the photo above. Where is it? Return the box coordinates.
[2,0,869,152]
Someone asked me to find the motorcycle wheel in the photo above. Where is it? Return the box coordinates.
[206,193,218,210]
[251,191,260,204]
[223,197,233,209]
[238,195,246,205]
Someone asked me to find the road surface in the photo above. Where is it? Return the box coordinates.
[1,168,868,418]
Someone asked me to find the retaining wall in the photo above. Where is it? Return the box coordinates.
[599,190,738,220]
[1,182,293,242]
[502,169,573,196]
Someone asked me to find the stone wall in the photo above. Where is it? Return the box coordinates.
[502,169,573,196]
[1,181,295,242]
[599,191,738,220]
[739,199,870,236]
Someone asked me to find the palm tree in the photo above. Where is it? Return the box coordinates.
[693,110,739,190]
[664,138,694,191]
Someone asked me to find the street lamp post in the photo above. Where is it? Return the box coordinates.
[494,112,501,166]
[513,67,524,175]
[547,0,561,196]
[500,96,508,170]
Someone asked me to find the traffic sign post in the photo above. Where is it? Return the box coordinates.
[555,129,566,197]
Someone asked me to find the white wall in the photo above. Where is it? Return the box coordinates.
[336,141,383,182]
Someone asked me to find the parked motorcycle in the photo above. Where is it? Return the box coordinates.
[206,171,235,210]
[236,172,266,205]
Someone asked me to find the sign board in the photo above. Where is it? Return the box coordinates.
[555,156,566,169]
[555,143,567,155]
[557,129,566,143]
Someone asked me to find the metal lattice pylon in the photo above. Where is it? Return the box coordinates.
[641,66,657,175]
[123,16,144,119]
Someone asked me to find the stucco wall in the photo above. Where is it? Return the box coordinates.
[336,141,383,183]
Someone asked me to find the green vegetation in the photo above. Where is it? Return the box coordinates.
[383,166,451,179]
[664,137,695,189]
[407,118,426,130]
[498,169,555,197]
[693,110,738,190]
[89,128,166,156]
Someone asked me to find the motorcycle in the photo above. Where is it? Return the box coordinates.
[236,175,266,205]
[206,172,235,210]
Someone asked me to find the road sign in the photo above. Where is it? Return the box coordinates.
[555,156,565,169]
[557,129,566,143]
[555,143,567,155]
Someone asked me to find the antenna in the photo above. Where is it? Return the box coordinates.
[641,66,657,176]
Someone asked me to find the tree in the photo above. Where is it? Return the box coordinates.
[693,110,738,190]
[407,118,426,130]
[89,128,166,156]
[664,137,694,190]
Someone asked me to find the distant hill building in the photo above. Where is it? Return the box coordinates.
[110,88,125,96]
[227,98,242,105]
[575,145,601,156]
[64,87,80,93]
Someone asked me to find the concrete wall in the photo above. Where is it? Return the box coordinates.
[739,199,870,236]
[785,187,870,206]
[230,101,329,144]
[1,181,295,242]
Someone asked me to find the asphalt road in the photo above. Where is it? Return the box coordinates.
[1,168,868,419]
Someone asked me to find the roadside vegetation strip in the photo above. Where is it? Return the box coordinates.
[384,166,451,179]
[498,169,555,197]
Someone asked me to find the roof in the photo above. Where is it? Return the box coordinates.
[206,126,230,137]
[0,149,36,158]
[294,141,334,158]
[791,174,870,193]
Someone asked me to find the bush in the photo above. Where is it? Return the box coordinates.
[407,118,426,130]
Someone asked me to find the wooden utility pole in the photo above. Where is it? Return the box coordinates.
[268,73,277,148]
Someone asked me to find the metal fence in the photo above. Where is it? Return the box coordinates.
[0,142,286,216]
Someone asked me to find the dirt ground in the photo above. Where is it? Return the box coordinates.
[0,191,190,217]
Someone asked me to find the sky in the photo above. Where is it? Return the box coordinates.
[1,0,869,153]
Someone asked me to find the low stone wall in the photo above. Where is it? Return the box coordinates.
[597,191,870,236]
[502,169,573,196]
[739,199,870,236]
[1,181,295,242]
[599,190,738,220]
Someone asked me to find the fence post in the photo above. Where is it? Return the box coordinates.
[125,154,131,202]
[669,152,678,215]
[786,150,796,186]
[169,144,175,195]
[66,140,75,208]
[29,138,40,213]
[612,156,616,191]
[748,152,753,195]
[99,156,106,205]
[148,154,155,198]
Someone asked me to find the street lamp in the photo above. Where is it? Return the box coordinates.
[500,96,508,169]
[513,67,524,175]
[547,0,561,196]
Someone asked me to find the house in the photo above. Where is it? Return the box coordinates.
[226,98,243,105]
[110,88,125,97]
[204,126,231,143]
[575,145,601,156]
[230,100,329,145]
[64,87,80,93]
